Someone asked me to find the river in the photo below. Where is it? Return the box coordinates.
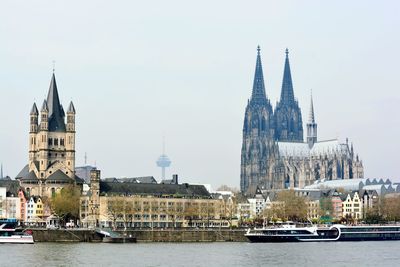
[2,241,400,266]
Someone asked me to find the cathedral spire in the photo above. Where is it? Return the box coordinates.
[280,48,295,105]
[307,92,317,148]
[46,73,66,132]
[250,46,267,104]
[308,91,315,123]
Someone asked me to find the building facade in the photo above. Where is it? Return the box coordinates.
[241,47,364,194]
[80,171,235,229]
[16,73,83,198]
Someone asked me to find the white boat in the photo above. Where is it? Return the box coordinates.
[245,223,400,242]
[0,219,34,244]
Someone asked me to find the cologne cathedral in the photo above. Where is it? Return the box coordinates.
[240,47,364,194]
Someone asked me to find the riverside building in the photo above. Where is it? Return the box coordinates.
[80,171,236,229]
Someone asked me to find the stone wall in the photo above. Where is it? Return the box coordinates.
[31,229,247,242]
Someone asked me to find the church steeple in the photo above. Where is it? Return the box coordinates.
[280,48,295,105]
[307,92,317,148]
[250,46,267,104]
[308,92,315,123]
[46,73,66,132]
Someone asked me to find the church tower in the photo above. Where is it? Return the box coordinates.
[306,93,317,148]
[274,49,303,142]
[18,73,81,198]
[240,46,275,194]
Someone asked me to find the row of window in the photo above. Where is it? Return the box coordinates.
[48,138,65,146]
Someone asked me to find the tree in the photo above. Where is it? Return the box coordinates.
[107,197,135,230]
[319,197,333,222]
[381,196,400,222]
[274,190,307,222]
[51,185,80,225]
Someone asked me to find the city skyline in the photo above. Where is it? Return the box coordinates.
[1,1,400,189]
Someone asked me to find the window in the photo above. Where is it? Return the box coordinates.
[48,138,53,146]
[54,138,59,146]
[60,139,65,146]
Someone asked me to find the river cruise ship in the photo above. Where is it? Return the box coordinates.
[0,219,34,244]
[245,224,400,242]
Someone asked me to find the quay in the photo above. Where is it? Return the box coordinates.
[30,228,247,243]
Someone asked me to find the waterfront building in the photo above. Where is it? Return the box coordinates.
[16,73,83,198]
[18,190,27,222]
[331,192,343,219]
[341,191,363,221]
[240,47,363,194]
[307,199,320,221]
[5,196,21,220]
[0,187,5,218]
[80,170,233,229]
[247,187,267,218]
[237,203,251,221]
[25,196,46,226]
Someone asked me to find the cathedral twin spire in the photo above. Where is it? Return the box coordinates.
[280,49,295,105]
[248,46,305,142]
[250,46,268,105]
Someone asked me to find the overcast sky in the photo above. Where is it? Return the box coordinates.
[1,0,399,189]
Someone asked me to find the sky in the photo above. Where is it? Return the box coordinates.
[0,0,399,189]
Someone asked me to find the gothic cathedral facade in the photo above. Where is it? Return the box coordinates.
[240,47,364,194]
[16,73,83,198]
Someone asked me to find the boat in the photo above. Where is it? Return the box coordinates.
[245,223,400,242]
[0,219,34,244]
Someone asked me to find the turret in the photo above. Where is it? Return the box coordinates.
[65,101,76,176]
[66,101,76,132]
[40,100,49,131]
[306,93,317,148]
[29,103,39,162]
[30,103,39,133]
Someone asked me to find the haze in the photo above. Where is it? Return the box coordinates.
[1,0,399,188]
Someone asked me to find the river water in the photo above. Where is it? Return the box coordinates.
[2,242,400,267]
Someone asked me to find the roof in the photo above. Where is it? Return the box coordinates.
[277,139,351,158]
[46,73,66,132]
[21,171,39,182]
[305,178,395,193]
[30,103,38,115]
[99,181,211,198]
[47,170,72,182]
[67,101,76,114]
[0,180,20,196]
[103,177,157,184]
[15,164,29,179]
[305,178,366,191]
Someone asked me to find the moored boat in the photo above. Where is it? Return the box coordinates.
[0,219,34,244]
[245,224,400,242]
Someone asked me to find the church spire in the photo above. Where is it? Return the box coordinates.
[308,92,315,123]
[250,46,267,104]
[307,91,317,148]
[46,73,66,132]
[279,48,295,105]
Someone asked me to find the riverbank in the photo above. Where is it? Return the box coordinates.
[31,229,247,242]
